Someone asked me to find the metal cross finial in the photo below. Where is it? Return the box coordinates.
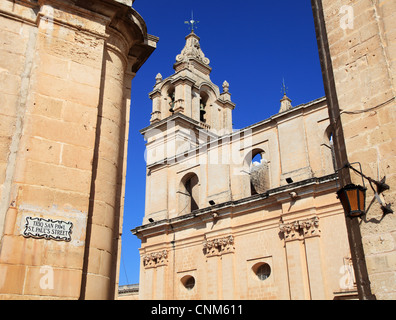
[281,78,288,96]
[185,11,199,32]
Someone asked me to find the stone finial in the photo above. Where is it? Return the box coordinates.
[220,80,233,103]
[222,80,229,93]
[155,73,162,84]
[175,32,210,65]
[279,78,292,113]
[279,93,292,113]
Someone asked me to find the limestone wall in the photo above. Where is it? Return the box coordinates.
[320,0,396,299]
[0,0,156,299]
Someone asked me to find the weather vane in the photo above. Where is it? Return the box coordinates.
[185,11,199,32]
[281,78,288,96]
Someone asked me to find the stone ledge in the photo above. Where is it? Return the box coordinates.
[118,283,139,294]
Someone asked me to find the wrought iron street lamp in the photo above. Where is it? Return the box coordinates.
[337,184,367,218]
[336,162,393,218]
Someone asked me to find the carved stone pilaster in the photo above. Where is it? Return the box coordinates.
[142,250,168,269]
[279,216,321,241]
[203,235,234,257]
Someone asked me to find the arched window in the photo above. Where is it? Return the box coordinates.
[252,153,263,165]
[200,92,209,123]
[164,85,175,117]
[168,88,175,113]
[185,175,199,211]
[252,262,271,281]
[248,150,269,195]
[322,126,336,174]
[179,173,199,215]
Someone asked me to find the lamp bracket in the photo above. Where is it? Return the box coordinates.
[339,162,393,217]
[343,162,389,195]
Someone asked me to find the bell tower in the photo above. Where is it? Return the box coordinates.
[140,30,236,224]
[148,30,235,135]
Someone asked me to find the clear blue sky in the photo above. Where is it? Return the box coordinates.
[119,0,325,285]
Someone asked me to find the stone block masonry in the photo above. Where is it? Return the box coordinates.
[0,0,157,300]
[316,0,396,299]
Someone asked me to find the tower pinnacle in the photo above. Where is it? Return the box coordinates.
[175,29,210,71]
[279,78,292,113]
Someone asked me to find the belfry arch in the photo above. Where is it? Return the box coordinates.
[243,148,270,195]
[178,173,200,215]
[198,85,217,125]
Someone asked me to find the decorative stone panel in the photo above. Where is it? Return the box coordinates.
[142,250,168,268]
[203,235,234,257]
[279,216,321,241]
[299,216,320,238]
[279,221,301,241]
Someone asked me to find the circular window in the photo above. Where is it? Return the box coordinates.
[253,263,271,281]
[181,275,195,290]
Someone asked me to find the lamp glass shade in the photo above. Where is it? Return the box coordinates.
[337,184,366,218]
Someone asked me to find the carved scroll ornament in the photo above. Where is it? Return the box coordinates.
[176,34,210,65]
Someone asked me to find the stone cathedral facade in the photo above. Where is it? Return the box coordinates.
[132,30,357,300]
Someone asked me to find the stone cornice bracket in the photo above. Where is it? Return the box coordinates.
[142,250,168,268]
[279,216,321,241]
[299,216,320,238]
[203,235,234,257]
[279,221,301,241]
